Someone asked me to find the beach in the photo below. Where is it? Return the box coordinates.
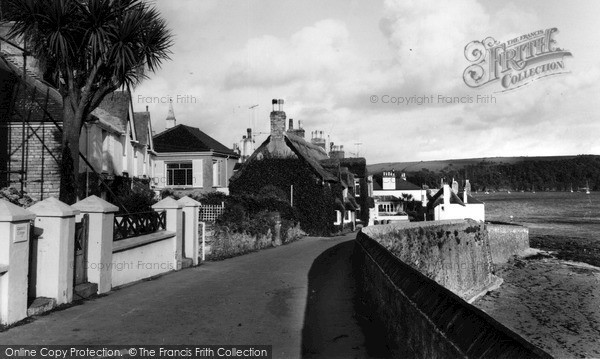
[472,192,600,358]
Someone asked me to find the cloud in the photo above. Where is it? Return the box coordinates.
[224,19,353,90]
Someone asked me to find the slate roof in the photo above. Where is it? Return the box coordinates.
[92,91,130,134]
[372,174,422,191]
[133,111,150,146]
[427,188,484,209]
[153,124,238,156]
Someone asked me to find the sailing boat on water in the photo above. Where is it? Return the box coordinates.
[586,180,591,194]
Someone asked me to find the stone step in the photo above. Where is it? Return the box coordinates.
[73,282,98,300]
[180,257,194,269]
[27,297,56,316]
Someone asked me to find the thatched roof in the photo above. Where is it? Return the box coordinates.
[232,132,338,183]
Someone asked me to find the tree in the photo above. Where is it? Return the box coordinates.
[2,0,172,204]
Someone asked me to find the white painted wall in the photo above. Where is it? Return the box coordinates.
[111,234,177,288]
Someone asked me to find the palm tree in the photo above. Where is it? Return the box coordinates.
[1,0,172,204]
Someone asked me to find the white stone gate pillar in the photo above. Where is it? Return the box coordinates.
[0,200,35,325]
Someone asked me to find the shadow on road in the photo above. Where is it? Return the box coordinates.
[301,239,392,358]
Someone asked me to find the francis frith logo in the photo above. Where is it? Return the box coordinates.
[463,28,572,91]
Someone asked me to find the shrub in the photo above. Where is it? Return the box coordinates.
[115,187,157,214]
[208,226,273,260]
[160,188,180,200]
[194,191,227,205]
[229,158,338,236]
[0,187,35,208]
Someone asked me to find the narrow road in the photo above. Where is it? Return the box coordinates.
[0,234,386,358]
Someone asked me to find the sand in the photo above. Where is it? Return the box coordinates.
[473,254,600,358]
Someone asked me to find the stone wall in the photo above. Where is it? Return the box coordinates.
[354,232,552,358]
[361,220,496,300]
[486,222,530,264]
[0,122,62,200]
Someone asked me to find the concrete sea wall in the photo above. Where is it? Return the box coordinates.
[354,225,551,358]
[487,222,530,264]
[361,220,496,300]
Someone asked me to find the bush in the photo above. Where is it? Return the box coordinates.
[115,187,157,214]
[194,191,227,205]
[229,158,338,236]
[160,188,180,200]
[0,187,35,208]
[208,226,273,260]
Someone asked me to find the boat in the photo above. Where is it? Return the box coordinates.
[586,180,591,194]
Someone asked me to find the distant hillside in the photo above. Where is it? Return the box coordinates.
[367,155,580,175]
[368,155,600,192]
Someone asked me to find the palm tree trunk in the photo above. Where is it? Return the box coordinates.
[59,100,82,205]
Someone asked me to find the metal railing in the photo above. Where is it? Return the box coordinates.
[114,211,166,241]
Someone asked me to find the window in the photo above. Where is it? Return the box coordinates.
[355,179,361,197]
[167,163,193,186]
[213,160,223,187]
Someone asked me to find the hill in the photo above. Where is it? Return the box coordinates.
[367,155,580,175]
[367,155,600,192]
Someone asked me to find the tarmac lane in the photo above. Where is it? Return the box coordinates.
[0,234,389,358]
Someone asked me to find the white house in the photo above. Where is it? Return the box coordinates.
[429,184,485,222]
[79,91,156,197]
[151,103,239,195]
[370,170,425,224]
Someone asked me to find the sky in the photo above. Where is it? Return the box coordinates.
[133,0,600,164]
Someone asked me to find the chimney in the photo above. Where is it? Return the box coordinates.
[464,179,471,204]
[452,178,459,194]
[382,170,396,190]
[443,184,451,205]
[289,118,294,130]
[329,144,345,159]
[310,130,326,150]
[270,98,286,140]
[295,120,305,138]
[247,128,252,139]
[165,99,176,129]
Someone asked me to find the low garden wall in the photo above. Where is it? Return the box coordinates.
[111,231,178,288]
[354,228,551,358]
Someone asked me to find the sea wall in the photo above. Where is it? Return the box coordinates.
[354,228,552,358]
[361,220,496,299]
[486,222,530,264]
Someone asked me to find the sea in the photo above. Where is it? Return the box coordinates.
[472,191,600,241]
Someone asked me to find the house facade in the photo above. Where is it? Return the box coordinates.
[79,92,156,197]
[370,170,425,223]
[151,105,239,195]
[427,184,485,222]
[229,99,371,235]
[0,33,155,200]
